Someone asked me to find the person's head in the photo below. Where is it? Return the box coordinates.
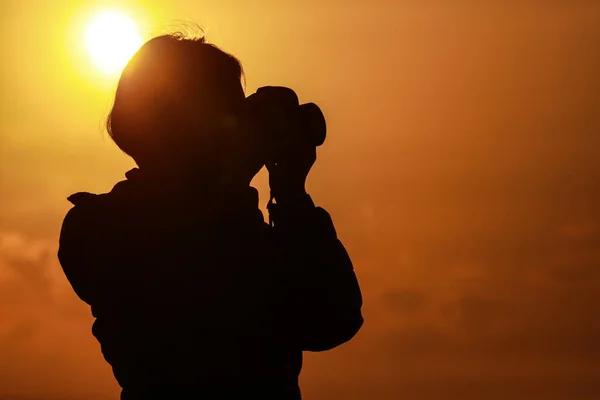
[107,33,264,186]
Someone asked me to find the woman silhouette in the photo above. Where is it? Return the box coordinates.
[58,33,363,400]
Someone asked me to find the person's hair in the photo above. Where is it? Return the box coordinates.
[106,32,245,166]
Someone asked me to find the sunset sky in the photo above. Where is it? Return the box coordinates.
[1,1,600,399]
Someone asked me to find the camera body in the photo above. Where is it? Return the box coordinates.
[245,86,326,163]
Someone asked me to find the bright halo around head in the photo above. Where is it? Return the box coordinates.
[85,10,143,75]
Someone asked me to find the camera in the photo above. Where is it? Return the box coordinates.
[245,86,326,161]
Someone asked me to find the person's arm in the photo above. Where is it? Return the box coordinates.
[269,193,364,352]
[259,86,363,351]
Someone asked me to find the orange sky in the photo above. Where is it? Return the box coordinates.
[1,1,600,399]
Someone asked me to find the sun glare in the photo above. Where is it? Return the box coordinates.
[85,11,143,75]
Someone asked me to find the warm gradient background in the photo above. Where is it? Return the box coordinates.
[1,1,599,399]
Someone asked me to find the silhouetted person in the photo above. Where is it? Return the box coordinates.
[58,33,363,400]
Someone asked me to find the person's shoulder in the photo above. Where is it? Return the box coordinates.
[60,192,110,241]
[64,187,122,219]
[61,173,136,234]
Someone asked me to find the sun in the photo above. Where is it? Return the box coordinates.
[85,10,143,75]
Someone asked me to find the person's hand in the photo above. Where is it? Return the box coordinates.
[266,132,316,203]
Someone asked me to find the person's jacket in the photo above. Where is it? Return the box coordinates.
[58,168,363,399]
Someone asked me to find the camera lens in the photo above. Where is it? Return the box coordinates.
[297,103,326,146]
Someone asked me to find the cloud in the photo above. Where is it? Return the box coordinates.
[299,201,600,398]
[381,290,428,314]
[0,232,118,400]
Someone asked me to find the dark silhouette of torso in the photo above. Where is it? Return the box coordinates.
[58,168,363,399]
